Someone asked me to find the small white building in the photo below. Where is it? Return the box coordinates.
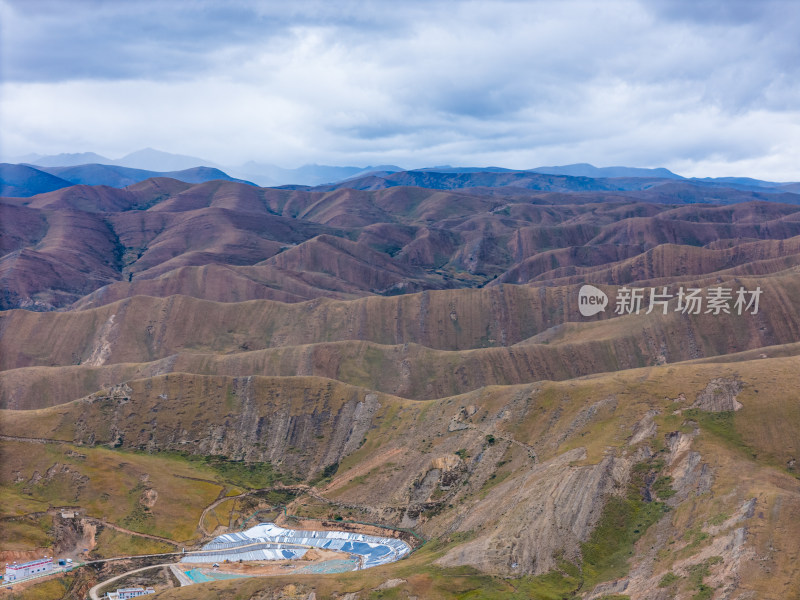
[4,557,53,581]
[107,587,156,600]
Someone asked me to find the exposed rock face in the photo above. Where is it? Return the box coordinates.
[71,375,382,479]
[664,429,714,501]
[599,499,756,600]
[53,510,95,556]
[436,448,628,576]
[85,313,116,366]
[140,488,158,508]
[675,526,752,597]
[448,406,476,432]
[374,578,406,590]
[585,428,747,600]
[692,377,744,412]
[190,379,380,474]
[586,579,633,599]
[424,454,466,492]
[629,409,660,445]
[23,462,90,499]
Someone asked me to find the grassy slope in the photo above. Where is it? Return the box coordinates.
[0,356,798,598]
[0,441,254,553]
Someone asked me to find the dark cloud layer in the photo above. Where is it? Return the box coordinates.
[2,1,422,82]
[1,0,798,179]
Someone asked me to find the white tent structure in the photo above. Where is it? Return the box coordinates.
[183,522,411,569]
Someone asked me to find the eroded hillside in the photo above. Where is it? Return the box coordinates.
[3,271,800,410]
[4,178,800,310]
[2,177,800,599]
[1,358,798,599]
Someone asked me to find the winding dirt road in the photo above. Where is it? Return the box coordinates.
[197,485,310,536]
[88,563,174,600]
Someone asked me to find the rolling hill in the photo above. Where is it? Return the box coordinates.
[0,163,73,197]
[1,163,253,196]
[37,164,254,188]
[2,171,800,599]
[3,176,800,310]
[313,169,800,200]
[530,162,682,179]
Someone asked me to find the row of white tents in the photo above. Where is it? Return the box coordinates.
[183,522,411,570]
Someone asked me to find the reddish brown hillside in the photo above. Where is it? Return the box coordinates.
[72,263,367,308]
[7,184,144,212]
[496,236,800,285]
[5,176,800,310]
[0,203,50,262]
[0,208,122,309]
[264,234,448,293]
[3,273,799,376]
[111,208,335,278]
[587,215,800,247]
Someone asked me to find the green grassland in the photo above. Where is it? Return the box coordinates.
[90,528,176,559]
[3,574,77,600]
[0,441,227,552]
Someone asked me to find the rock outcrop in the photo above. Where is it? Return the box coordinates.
[436,448,628,576]
[691,377,744,412]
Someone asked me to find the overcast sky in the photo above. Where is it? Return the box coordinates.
[1,0,798,179]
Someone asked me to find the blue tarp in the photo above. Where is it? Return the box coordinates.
[184,522,411,570]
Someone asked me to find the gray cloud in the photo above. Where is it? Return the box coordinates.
[646,0,784,26]
[0,0,424,82]
[1,0,798,180]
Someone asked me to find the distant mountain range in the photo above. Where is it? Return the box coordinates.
[231,162,406,187]
[38,163,253,188]
[2,147,798,196]
[531,162,681,179]
[408,163,682,179]
[15,148,217,171]
[9,148,405,187]
[309,169,800,201]
[0,164,78,197]
[0,163,253,197]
